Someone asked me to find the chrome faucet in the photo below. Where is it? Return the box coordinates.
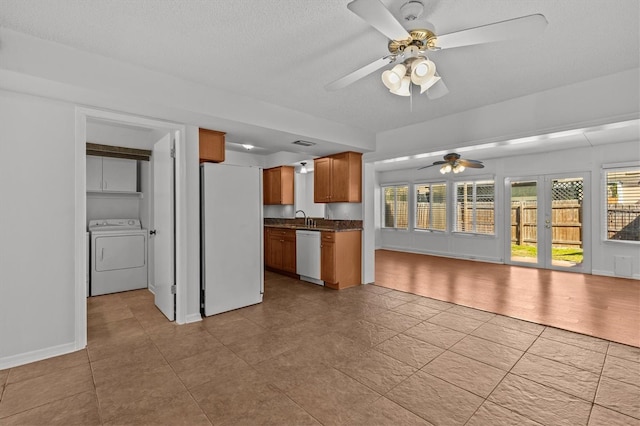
[295,210,314,227]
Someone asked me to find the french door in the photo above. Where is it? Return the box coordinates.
[505,173,590,273]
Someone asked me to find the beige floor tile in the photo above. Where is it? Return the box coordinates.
[90,341,168,388]
[465,401,543,426]
[102,392,211,426]
[472,322,540,351]
[87,305,134,327]
[86,293,125,315]
[0,391,100,426]
[204,316,267,345]
[190,367,283,424]
[0,364,94,419]
[488,374,592,425]
[254,349,335,393]
[170,345,249,390]
[450,335,524,371]
[293,331,371,365]
[334,319,398,347]
[588,404,640,426]
[86,334,154,363]
[403,322,466,349]
[595,376,640,419]
[220,394,320,426]
[427,311,484,334]
[374,334,444,369]
[335,349,417,394]
[87,317,146,345]
[446,304,496,322]
[540,327,610,353]
[386,370,483,425]
[511,353,600,401]
[343,396,433,425]
[390,301,440,320]
[6,350,88,384]
[422,351,507,398]
[95,364,187,422]
[143,319,209,338]
[528,337,606,374]
[226,330,298,365]
[362,309,422,333]
[151,329,224,362]
[413,297,455,311]
[365,294,409,309]
[602,353,640,387]
[362,284,393,294]
[608,342,640,363]
[238,304,305,329]
[384,290,426,303]
[488,315,546,335]
[286,367,381,425]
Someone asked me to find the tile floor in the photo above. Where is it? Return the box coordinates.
[0,271,639,425]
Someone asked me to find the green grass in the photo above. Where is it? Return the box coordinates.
[511,245,583,263]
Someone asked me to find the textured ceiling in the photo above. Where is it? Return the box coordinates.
[0,0,638,144]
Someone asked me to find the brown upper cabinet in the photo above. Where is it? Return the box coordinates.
[199,128,226,163]
[263,166,294,205]
[314,151,362,203]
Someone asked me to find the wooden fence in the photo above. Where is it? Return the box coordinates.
[511,200,583,248]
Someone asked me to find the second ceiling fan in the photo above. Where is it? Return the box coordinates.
[326,0,547,99]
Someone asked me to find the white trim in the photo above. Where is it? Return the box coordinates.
[185,313,203,323]
[74,108,88,351]
[0,342,78,370]
[379,246,503,264]
[592,269,640,280]
[602,161,640,170]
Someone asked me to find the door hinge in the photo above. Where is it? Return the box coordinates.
[170,147,176,158]
[171,284,176,295]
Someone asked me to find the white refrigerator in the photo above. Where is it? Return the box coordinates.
[201,162,264,316]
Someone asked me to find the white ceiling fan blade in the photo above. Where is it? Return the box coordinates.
[436,14,547,50]
[348,0,411,42]
[325,55,397,91]
[426,75,449,99]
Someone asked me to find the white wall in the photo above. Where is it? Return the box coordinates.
[294,172,325,219]
[377,140,640,278]
[0,92,78,367]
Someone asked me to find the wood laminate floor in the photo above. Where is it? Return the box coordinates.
[375,249,640,348]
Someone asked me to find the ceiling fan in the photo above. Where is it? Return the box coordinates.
[418,153,484,173]
[326,0,547,98]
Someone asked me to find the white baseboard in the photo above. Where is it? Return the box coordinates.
[592,269,640,280]
[0,341,79,370]
[380,245,503,264]
[184,313,202,323]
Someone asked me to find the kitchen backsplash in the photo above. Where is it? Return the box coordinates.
[264,217,362,230]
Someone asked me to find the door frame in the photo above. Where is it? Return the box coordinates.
[74,107,187,349]
[504,172,591,273]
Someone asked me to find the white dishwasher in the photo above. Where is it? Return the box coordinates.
[296,230,323,286]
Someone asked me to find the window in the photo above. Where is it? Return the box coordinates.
[415,183,447,231]
[383,185,409,229]
[605,168,640,242]
[455,180,495,234]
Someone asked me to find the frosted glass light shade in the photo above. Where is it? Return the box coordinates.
[390,76,411,96]
[410,59,436,85]
[419,75,441,93]
[382,64,407,90]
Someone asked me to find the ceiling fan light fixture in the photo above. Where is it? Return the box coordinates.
[440,164,452,174]
[419,75,441,93]
[381,70,401,90]
[390,75,411,96]
[411,58,436,84]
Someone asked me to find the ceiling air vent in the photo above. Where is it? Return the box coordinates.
[292,140,315,147]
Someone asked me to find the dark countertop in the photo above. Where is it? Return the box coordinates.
[264,218,362,232]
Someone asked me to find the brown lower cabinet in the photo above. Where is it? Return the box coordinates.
[321,230,361,289]
[264,228,296,274]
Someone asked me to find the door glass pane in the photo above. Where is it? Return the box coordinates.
[510,181,538,263]
[551,178,584,267]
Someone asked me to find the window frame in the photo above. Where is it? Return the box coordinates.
[381,183,409,230]
[453,179,497,236]
[601,162,640,244]
[413,181,448,232]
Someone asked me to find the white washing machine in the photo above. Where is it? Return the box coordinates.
[89,219,148,296]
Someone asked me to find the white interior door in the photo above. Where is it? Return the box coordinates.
[152,133,175,320]
[506,173,589,273]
